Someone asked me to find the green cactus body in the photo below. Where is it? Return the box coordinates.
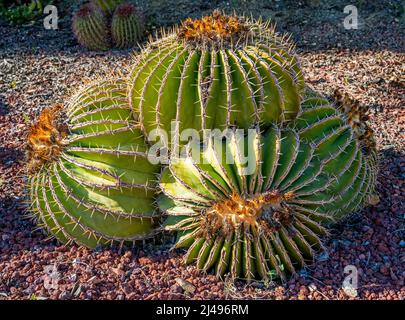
[72,3,110,51]
[27,79,160,248]
[91,0,122,16]
[129,11,305,148]
[111,3,144,49]
[159,92,378,281]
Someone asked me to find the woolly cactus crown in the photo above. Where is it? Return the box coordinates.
[27,104,68,173]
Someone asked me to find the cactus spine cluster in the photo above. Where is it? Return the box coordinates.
[112,3,144,48]
[27,79,160,248]
[72,3,110,51]
[129,11,304,148]
[159,91,378,281]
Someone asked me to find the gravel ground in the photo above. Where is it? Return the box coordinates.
[0,1,404,300]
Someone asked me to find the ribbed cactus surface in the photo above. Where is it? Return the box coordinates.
[91,0,122,16]
[111,3,144,48]
[159,92,378,281]
[27,79,160,248]
[129,11,304,148]
[72,3,110,51]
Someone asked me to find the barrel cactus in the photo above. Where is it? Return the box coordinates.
[26,79,160,248]
[111,3,144,49]
[129,10,304,148]
[159,91,378,281]
[72,3,110,51]
[91,0,123,16]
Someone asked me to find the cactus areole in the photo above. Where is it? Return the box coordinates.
[129,11,305,148]
[159,92,378,281]
[27,80,161,248]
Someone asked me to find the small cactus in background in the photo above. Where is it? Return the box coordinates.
[72,3,110,51]
[26,79,161,248]
[129,10,305,148]
[111,3,144,49]
[159,91,378,281]
[91,0,123,16]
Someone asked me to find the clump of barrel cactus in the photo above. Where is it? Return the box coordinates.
[72,3,110,51]
[111,3,144,48]
[91,0,123,16]
[129,10,304,148]
[26,79,161,248]
[159,91,378,281]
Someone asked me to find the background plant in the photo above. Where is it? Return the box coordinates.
[91,0,122,16]
[111,2,144,48]
[72,1,145,50]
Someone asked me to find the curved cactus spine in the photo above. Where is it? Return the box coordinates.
[26,79,161,248]
[111,3,144,49]
[72,3,110,51]
[159,91,378,281]
[91,0,123,16]
[129,11,305,148]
